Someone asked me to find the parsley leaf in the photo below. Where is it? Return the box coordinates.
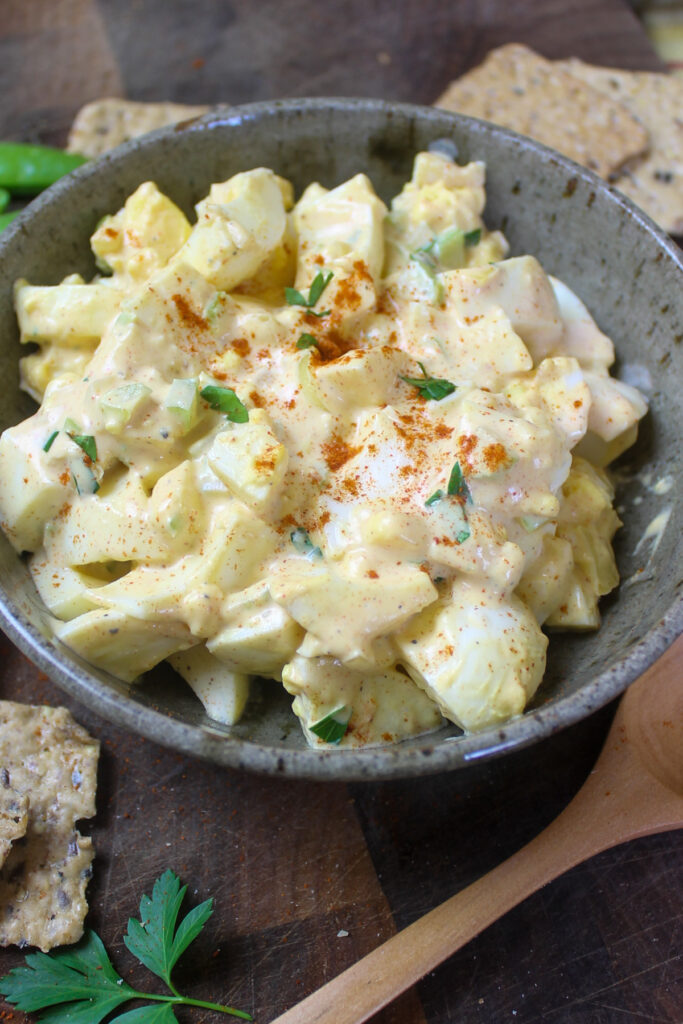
[0,931,135,1019]
[400,362,456,401]
[124,869,213,990]
[310,706,352,744]
[425,461,472,544]
[447,460,472,503]
[111,1007,179,1023]
[200,385,249,423]
[0,871,252,1022]
[296,332,319,350]
[285,270,333,316]
[70,433,97,462]
[425,489,444,506]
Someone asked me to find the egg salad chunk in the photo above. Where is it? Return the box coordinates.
[0,156,647,747]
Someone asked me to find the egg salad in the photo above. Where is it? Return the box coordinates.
[0,152,647,748]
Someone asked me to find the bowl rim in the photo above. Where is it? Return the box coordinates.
[0,95,681,780]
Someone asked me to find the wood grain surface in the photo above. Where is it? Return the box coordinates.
[0,3,681,1023]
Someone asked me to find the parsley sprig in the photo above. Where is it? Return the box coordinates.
[0,869,251,1022]
[310,705,352,744]
[425,460,473,544]
[200,385,249,423]
[70,432,97,463]
[399,362,456,401]
[296,332,319,350]
[285,270,333,317]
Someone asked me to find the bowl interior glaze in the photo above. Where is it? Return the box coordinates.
[0,98,680,779]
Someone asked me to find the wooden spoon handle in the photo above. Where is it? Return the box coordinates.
[268,707,683,1024]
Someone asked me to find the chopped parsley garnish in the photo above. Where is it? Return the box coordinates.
[447,460,472,503]
[425,461,472,543]
[0,869,251,1021]
[285,270,333,317]
[200,385,249,423]
[425,489,444,506]
[464,227,481,247]
[42,430,58,452]
[310,705,352,744]
[296,332,319,350]
[290,527,322,559]
[70,432,97,462]
[399,362,456,401]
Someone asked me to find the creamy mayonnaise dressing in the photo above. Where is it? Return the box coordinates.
[0,153,648,747]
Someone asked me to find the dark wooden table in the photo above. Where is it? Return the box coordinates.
[0,3,681,1022]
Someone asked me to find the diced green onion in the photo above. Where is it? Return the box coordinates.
[43,430,58,452]
[70,458,99,495]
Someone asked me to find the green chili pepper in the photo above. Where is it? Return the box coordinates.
[0,142,88,195]
[0,187,9,213]
[0,211,19,232]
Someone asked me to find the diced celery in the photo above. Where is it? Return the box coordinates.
[99,382,152,432]
[164,378,198,432]
[435,227,465,269]
[519,515,547,533]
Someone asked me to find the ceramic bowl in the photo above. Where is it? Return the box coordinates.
[0,98,680,779]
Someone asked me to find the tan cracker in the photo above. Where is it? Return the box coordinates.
[558,58,683,234]
[0,701,99,951]
[0,777,28,868]
[67,98,210,157]
[435,44,649,178]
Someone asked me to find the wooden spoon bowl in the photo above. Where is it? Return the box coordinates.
[269,639,683,1024]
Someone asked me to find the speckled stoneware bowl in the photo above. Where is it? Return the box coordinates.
[0,98,680,780]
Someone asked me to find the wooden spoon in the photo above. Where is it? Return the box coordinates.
[269,638,683,1024]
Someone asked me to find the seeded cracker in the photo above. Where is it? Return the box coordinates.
[558,59,683,235]
[67,98,210,158]
[435,44,648,179]
[0,701,99,951]
[0,781,28,868]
